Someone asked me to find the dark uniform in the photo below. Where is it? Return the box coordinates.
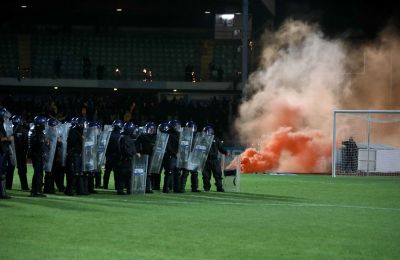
[136,125,160,193]
[0,112,12,199]
[6,120,29,190]
[115,123,138,195]
[203,135,227,192]
[342,137,358,173]
[162,122,180,193]
[65,122,84,195]
[103,127,122,189]
[179,121,200,192]
[53,139,66,192]
[29,116,47,197]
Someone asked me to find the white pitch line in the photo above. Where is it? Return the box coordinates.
[11,194,400,212]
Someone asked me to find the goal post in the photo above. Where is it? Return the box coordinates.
[332,110,400,177]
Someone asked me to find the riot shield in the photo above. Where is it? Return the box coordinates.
[176,127,194,169]
[59,123,71,167]
[4,119,17,166]
[148,132,169,174]
[130,154,148,195]
[82,126,98,172]
[103,125,112,132]
[221,154,241,192]
[97,128,111,169]
[44,124,59,172]
[186,133,214,172]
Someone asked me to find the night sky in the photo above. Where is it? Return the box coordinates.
[276,0,400,38]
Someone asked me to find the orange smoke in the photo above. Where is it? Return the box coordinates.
[240,127,331,173]
[234,20,400,174]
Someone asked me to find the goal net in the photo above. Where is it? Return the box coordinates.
[332,110,400,177]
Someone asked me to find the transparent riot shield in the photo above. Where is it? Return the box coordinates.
[176,127,194,169]
[187,133,214,172]
[131,155,148,195]
[44,124,59,172]
[149,132,169,174]
[82,126,98,172]
[221,154,241,192]
[103,125,112,132]
[97,128,111,169]
[4,119,17,166]
[59,123,71,167]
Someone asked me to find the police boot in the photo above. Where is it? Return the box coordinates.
[88,173,96,194]
[151,174,160,190]
[162,174,171,193]
[215,179,224,192]
[180,171,189,192]
[0,179,11,199]
[126,176,132,195]
[145,174,153,193]
[173,172,181,193]
[64,174,75,196]
[19,172,30,191]
[5,167,13,190]
[43,172,55,194]
[76,175,85,195]
[103,173,109,189]
[82,173,89,195]
[191,173,200,192]
[95,171,101,189]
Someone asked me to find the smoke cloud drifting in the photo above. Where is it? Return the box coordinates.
[235,20,400,173]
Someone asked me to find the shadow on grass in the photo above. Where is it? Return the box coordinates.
[10,194,103,212]
[218,192,305,202]
[6,188,305,209]
[177,191,305,204]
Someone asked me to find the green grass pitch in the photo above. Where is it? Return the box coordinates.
[1,167,400,259]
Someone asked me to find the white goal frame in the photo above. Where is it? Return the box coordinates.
[332,110,400,177]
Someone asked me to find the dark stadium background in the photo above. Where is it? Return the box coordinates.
[0,0,398,145]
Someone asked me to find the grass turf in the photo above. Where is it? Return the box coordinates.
[1,167,400,259]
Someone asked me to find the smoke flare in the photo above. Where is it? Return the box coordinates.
[235,20,400,174]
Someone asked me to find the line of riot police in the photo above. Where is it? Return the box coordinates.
[0,106,228,199]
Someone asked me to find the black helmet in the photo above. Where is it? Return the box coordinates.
[34,115,47,128]
[186,121,197,132]
[47,118,60,127]
[158,123,170,133]
[11,115,22,126]
[145,122,157,135]
[168,119,181,132]
[112,119,124,131]
[123,122,137,136]
[202,125,214,135]
[76,117,86,128]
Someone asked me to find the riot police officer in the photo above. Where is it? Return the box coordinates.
[0,108,12,199]
[6,115,29,191]
[103,119,123,190]
[202,125,227,192]
[29,115,47,197]
[162,120,180,193]
[180,121,201,192]
[43,118,60,194]
[65,117,85,195]
[115,122,140,195]
[135,122,157,193]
